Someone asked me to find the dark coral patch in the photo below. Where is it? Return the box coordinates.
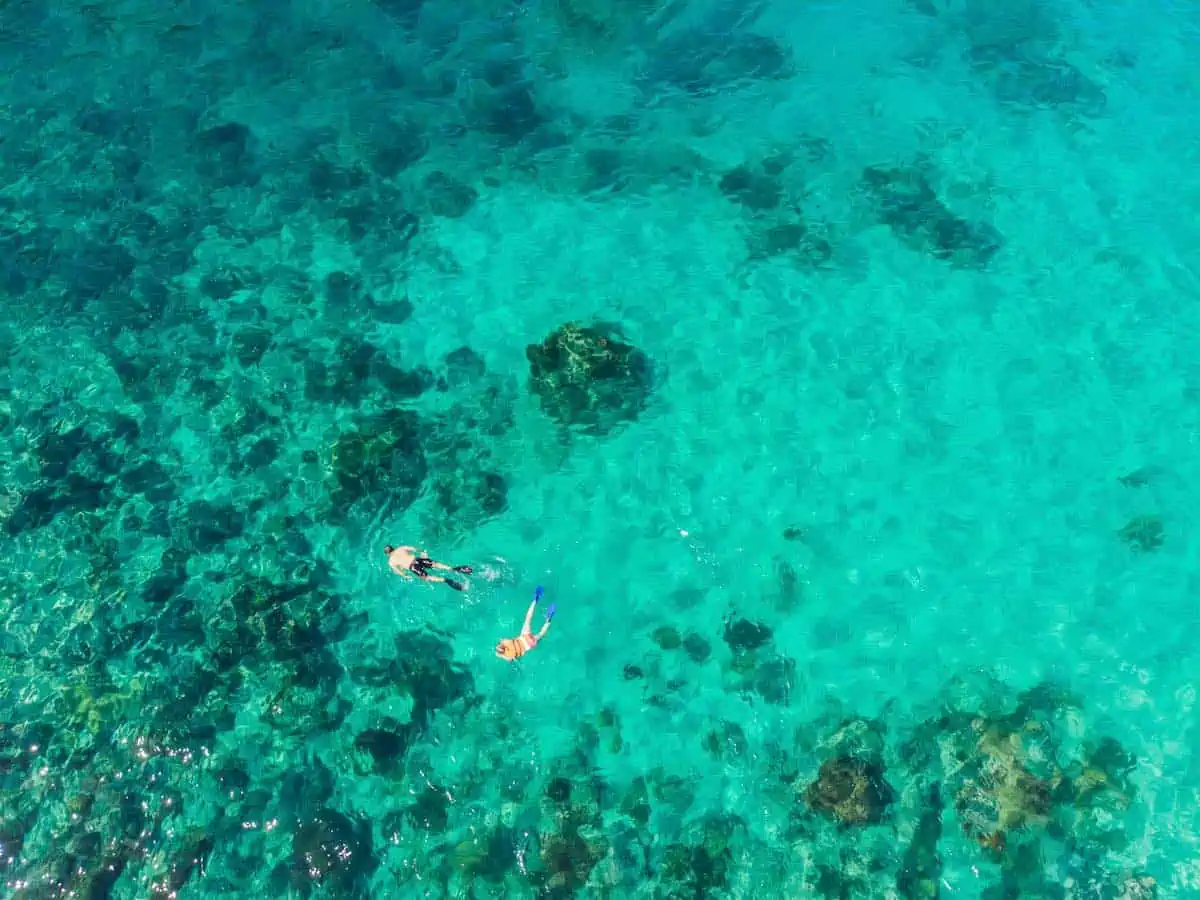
[527,322,654,435]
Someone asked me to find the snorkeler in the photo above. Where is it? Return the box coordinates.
[385,544,473,592]
[496,587,556,661]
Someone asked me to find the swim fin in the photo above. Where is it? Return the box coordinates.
[453,565,473,574]
[446,579,466,592]
[546,603,557,622]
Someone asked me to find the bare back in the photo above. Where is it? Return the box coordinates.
[388,546,417,576]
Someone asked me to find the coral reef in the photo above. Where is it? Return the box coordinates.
[805,754,897,826]
[1118,515,1164,552]
[641,1,793,97]
[526,322,654,435]
[861,164,1003,267]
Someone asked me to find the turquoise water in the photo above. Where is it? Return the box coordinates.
[3,0,1200,896]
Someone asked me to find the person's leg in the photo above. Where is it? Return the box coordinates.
[428,559,472,574]
[534,604,556,639]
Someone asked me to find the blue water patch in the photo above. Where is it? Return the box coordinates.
[2,0,1199,896]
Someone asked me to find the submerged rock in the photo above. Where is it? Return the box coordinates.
[718,164,782,211]
[1118,515,1163,552]
[526,322,654,434]
[369,294,414,325]
[478,84,545,144]
[194,121,258,187]
[1118,467,1158,489]
[683,632,712,663]
[289,808,376,893]
[149,831,214,898]
[539,825,608,895]
[723,617,773,652]
[952,722,1059,856]
[804,755,895,826]
[353,726,414,775]
[0,817,28,867]
[1069,736,1136,810]
[967,48,1108,118]
[450,825,519,883]
[652,625,682,650]
[182,500,245,553]
[861,165,1002,268]
[545,776,574,804]
[376,0,423,27]
[620,776,651,826]
[442,346,486,387]
[405,783,451,832]
[390,629,475,727]
[431,468,508,532]
[702,720,747,760]
[231,326,273,367]
[749,655,796,705]
[328,409,427,517]
[645,24,793,96]
[5,475,113,536]
[896,783,943,899]
[659,815,740,898]
[424,171,478,218]
[750,219,834,267]
[898,678,1152,888]
[368,117,427,178]
[549,0,665,48]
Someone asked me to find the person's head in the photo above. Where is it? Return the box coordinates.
[384,545,395,554]
[495,639,521,661]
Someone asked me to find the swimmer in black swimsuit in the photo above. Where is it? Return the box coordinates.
[385,544,473,592]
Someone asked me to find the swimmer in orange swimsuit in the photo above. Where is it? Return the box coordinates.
[496,587,556,661]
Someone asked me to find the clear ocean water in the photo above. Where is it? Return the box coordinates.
[2,0,1199,897]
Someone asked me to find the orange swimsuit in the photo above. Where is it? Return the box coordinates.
[500,633,538,660]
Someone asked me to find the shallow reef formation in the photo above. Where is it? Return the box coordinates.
[805,754,896,827]
[639,0,794,97]
[713,148,837,273]
[890,682,1156,899]
[0,506,1166,900]
[1118,514,1164,553]
[910,0,1108,119]
[969,49,1108,118]
[526,322,655,435]
[545,0,668,52]
[721,615,799,706]
[860,163,1003,268]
